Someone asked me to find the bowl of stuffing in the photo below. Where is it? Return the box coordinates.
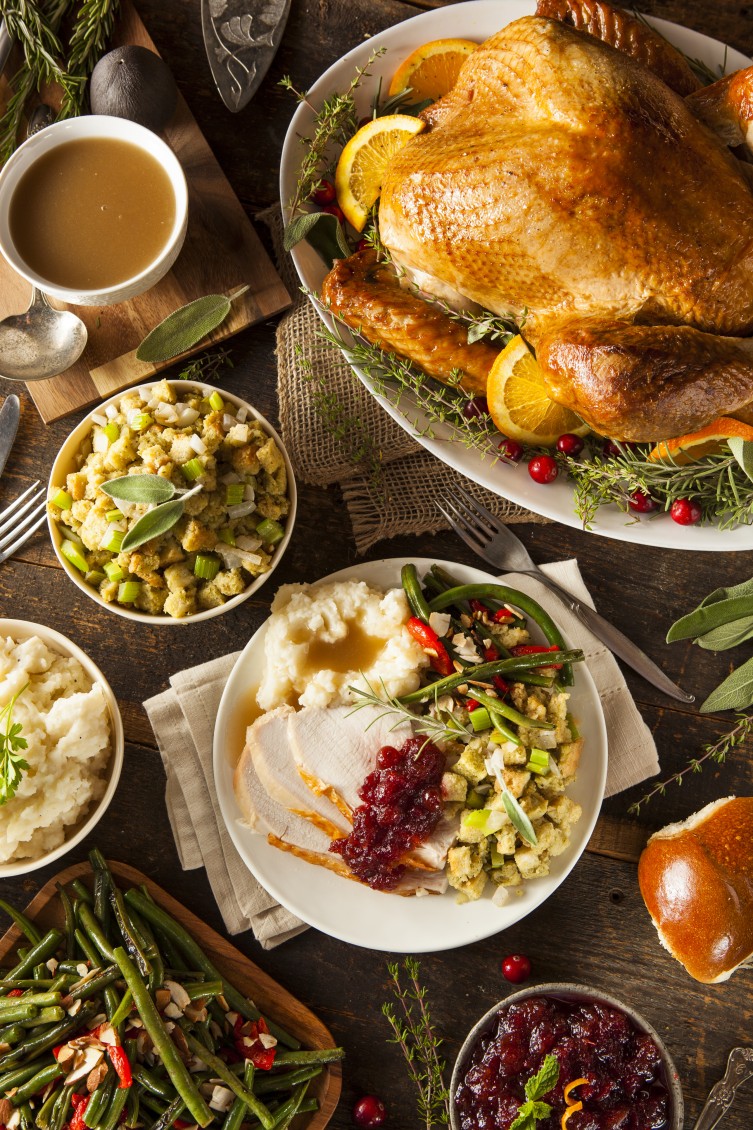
[450,983,683,1130]
[0,619,124,877]
[47,380,296,623]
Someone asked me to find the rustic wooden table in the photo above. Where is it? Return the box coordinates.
[2,1,753,1127]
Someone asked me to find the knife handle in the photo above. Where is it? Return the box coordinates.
[532,571,695,704]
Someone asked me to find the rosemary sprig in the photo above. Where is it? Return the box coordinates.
[175,347,234,383]
[59,0,121,118]
[348,676,472,747]
[0,0,71,87]
[382,958,450,1129]
[280,46,385,221]
[628,711,753,815]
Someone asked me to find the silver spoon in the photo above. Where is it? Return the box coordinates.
[0,286,88,382]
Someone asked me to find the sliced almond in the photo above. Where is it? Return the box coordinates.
[87,1062,109,1093]
[65,1046,104,1085]
[155,989,171,1012]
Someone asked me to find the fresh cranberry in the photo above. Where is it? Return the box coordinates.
[501,953,531,983]
[628,490,659,513]
[322,202,346,224]
[670,497,702,525]
[556,432,584,457]
[462,396,489,420]
[352,1095,386,1127]
[527,455,558,484]
[357,115,373,129]
[311,180,336,205]
[499,437,524,462]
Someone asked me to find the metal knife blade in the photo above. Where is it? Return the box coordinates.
[0,395,21,480]
[201,0,291,112]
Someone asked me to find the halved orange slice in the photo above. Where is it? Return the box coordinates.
[648,417,753,464]
[486,335,590,447]
[387,38,478,102]
[334,114,425,231]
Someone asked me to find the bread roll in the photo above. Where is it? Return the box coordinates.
[637,796,753,983]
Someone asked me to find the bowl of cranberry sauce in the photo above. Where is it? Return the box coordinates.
[450,985,683,1130]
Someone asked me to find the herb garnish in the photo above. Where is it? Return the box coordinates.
[382,958,450,1129]
[100,475,203,552]
[176,347,234,383]
[510,1055,560,1130]
[0,684,29,806]
[136,288,249,363]
[348,677,473,748]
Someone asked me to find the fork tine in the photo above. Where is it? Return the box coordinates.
[441,486,498,538]
[435,500,490,559]
[450,482,503,533]
[0,481,42,527]
[0,508,47,565]
[0,489,46,546]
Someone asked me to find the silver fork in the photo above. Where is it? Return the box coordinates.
[437,484,694,704]
[0,481,47,565]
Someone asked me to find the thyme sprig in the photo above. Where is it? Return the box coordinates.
[559,442,753,531]
[382,958,450,1129]
[628,711,753,815]
[175,347,234,383]
[280,46,385,221]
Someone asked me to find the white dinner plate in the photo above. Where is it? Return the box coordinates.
[213,557,608,952]
[279,1,752,552]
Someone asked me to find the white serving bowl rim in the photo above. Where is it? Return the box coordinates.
[0,115,188,306]
[0,618,125,878]
[47,380,298,625]
[449,982,684,1130]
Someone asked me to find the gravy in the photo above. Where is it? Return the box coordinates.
[294,622,388,678]
[9,137,176,289]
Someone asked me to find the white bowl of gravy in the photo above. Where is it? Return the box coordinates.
[0,115,188,306]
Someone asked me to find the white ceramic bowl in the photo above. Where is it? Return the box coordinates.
[0,618,125,878]
[47,380,297,625]
[0,115,188,306]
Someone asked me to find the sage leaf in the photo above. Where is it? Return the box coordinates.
[701,576,753,607]
[729,437,753,484]
[502,789,537,847]
[283,211,351,265]
[697,616,753,651]
[121,499,185,552]
[701,655,753,713]
[101,475,176,505]
[137,295,234,363]
[666,595,753,643]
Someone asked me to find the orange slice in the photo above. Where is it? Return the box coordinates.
[334,114,425,231]
[486,335,590,447]
[648,417,753,465]
[387,38,478,102]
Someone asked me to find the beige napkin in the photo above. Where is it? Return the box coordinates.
[143,559,657,947]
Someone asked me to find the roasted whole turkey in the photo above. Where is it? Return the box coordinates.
[324,7,753,442]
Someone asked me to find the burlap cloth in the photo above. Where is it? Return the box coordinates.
[143,560,659,949]
[258,205,550,552]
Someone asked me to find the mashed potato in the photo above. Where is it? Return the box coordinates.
[257,579,429,710]
[0,636,111,864]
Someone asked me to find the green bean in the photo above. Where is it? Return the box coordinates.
[132,1064,178,1102]
[56,885,76,960]
[399,649,583,704]
[184,1032,274,1130]
[0,993,61,1009]
[0,979,70,989]
[77,906,115,964]
[93,873,111,940]
[109,888,151,981]
[147,1096,183,1130]
[0,1004,39,1024]
[9,1062,63,1104]
[6,932,63,984]
[100,1086,129,1130]
[0,1001,97,1071]
[113,947,212,1128]
[109,989,133,1029]
[273,1048,345,1066]
[429,582,575,683]
[254,1065,322,1094]
[0,1061,44,1092]
[125,1085,140,1129]
[18,1102,34,1130]
[65,965,122,1004]
[70,880,94,907]
[84,1076,116,1128]
[138,1093,169,1118]
[124,892,299,1050]
[125,906,163,992]
[182,981,223,1001]
[401,564,432,622]
[268,1081,309,1129]
[36,1083,62,1130]
[0,901,42,947]
[49,1082,75,1130]
[462,687,555,736]
[221,1061,255,1130]
[19,1007,66,1026]
[421,570,446,598]
[0,1023,25,1048]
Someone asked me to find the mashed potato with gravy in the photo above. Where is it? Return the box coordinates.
[0,636,111,864]
[257,580,429,710]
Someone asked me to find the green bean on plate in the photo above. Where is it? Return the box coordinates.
[0,854,343,1130]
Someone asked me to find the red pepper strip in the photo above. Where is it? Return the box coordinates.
[71,1095,87,1109]
[493,609,514,623]
[483,645,499,662]
[70,1096,90,1130]
[466,699,480,712]
[406,617,454,677]
[492,676,510,696]
[107,1046,132,1089]
[509,644,562,670]
[6,989,23,997]
[174,1121,192,1128]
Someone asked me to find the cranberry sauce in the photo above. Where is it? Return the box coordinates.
[329,737,445,890]
[455,995,671,1130]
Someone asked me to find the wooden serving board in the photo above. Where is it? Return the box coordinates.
[0,861,341,1130]
[0,1,290,424]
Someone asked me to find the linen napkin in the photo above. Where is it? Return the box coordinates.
[143,559,658,947]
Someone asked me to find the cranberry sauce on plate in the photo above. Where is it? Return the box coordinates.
[329,736,445,889]
[454,994,671,1130]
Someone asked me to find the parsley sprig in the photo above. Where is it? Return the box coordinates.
[510,1055,560,1130]
[0,684,29,805]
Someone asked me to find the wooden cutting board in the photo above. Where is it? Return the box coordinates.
[0,1,290,424]
[0,860,342,1130]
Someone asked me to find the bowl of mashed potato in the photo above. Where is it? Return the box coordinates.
[0,620,124,877]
